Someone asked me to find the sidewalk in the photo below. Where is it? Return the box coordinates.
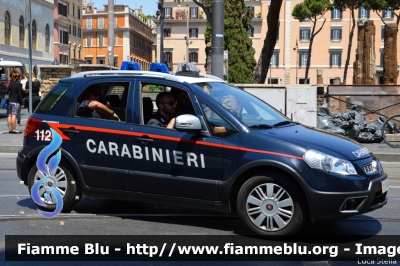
[1,108,399,162]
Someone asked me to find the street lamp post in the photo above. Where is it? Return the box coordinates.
[295,39,298,84]
[269,62,272,84]
[186,4,189,62]
[157,0,164,63]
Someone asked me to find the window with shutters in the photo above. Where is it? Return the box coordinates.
[58,3,67,16]
[299,51,308,66]
[164,28,171,37]
[247,27,254,37]
[190,7,198,19]
[330,50,342,67]
[87,17,92,29]
[73,25,76,36]
[380,49,384,66]
[382,9,394,19]
[331,26,342,41]
[97,57,105,64]
[164,51,173,69]
[60,29,68,44]
[189,28,198,38]
[189,52,198,63]
[271,50,279,66]
[19,16,25,47]
[32,20,37,49]
[5,11,11,45]
[78,8,81,19]
[300,27,310,41]
[331,7,342,20]
[45,24,50,52]
[248,6,254,17]
[99,35,104,47]
[381,25,385,40]
[87,36,92,47]
[359,6,369,19]
[98,17,104,29]
[165,7,172,18]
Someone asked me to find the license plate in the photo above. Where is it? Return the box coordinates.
[381,179,389,193]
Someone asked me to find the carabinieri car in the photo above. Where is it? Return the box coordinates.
[16,70,388,237]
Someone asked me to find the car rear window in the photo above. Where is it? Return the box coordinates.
[35,82,72,114]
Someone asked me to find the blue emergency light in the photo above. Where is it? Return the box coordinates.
[120,61,141,70]
[149,62,169,73]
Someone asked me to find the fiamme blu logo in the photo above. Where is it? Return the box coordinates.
[31,129,63,218]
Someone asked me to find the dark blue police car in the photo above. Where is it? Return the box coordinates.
[16,70,388,237]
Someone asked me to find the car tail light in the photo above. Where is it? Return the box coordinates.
[24,117,42,137]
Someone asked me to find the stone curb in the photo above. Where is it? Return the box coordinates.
[0,146,22,153]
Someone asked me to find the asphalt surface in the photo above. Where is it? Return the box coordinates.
[0,108,399,161]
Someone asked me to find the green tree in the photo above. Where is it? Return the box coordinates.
[193,0,256,82]
[224,0,256,83]
[365,0,400,28]
[332,0,364,84]
[253,0,283,84]
[292,0,330,83]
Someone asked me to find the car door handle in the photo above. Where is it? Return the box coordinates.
[61,128,80,135]
[135,137,153,144]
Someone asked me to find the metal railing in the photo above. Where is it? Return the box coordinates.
[326,85,400,118]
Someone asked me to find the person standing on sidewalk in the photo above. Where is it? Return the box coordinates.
[7,70,24,134]
[18,72,29,125]
[24,72,41,113]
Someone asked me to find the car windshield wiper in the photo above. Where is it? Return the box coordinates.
[249,124,273,129]
[273,121,293,127]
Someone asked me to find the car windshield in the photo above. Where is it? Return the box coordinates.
[193,82,288,128]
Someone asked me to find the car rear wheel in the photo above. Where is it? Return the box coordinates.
[28,162,80,212]
[237,172,307,237]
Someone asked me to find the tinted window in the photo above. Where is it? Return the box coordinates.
[35,83,72,114]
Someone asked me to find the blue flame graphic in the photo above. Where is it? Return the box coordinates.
[32,128,63,218]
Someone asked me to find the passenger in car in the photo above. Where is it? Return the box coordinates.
[147,91,176,129]
[222,95,242,120]
[170,88,194,116]
[77,85,120,121]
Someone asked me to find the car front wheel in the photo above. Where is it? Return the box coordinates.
[237,172,307,237]
[28,162,80,212]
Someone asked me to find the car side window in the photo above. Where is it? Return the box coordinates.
[199,99,239,137]
[140,82,195,125]
[76,82,129,122]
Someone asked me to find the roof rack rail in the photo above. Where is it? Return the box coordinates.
[71,70,182,82]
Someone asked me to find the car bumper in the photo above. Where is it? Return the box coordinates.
[308,173,388,222]
[16,150,27,182]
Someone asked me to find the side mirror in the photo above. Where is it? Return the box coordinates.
[175,114,202,133]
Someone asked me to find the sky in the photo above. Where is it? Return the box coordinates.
[92,0,159,17]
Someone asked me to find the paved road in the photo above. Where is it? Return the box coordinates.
[1,152,400,265]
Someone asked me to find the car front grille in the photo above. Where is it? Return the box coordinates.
[362,160,382,175]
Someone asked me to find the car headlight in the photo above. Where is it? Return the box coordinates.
[304,149,357,176]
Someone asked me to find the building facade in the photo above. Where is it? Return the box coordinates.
[68,0,83,64]
[82,3,153,69]
[0,0,55,67]
[154,0,399,84]
[54,0,70,64]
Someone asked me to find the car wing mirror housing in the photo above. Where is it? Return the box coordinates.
[175,114,202,133]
